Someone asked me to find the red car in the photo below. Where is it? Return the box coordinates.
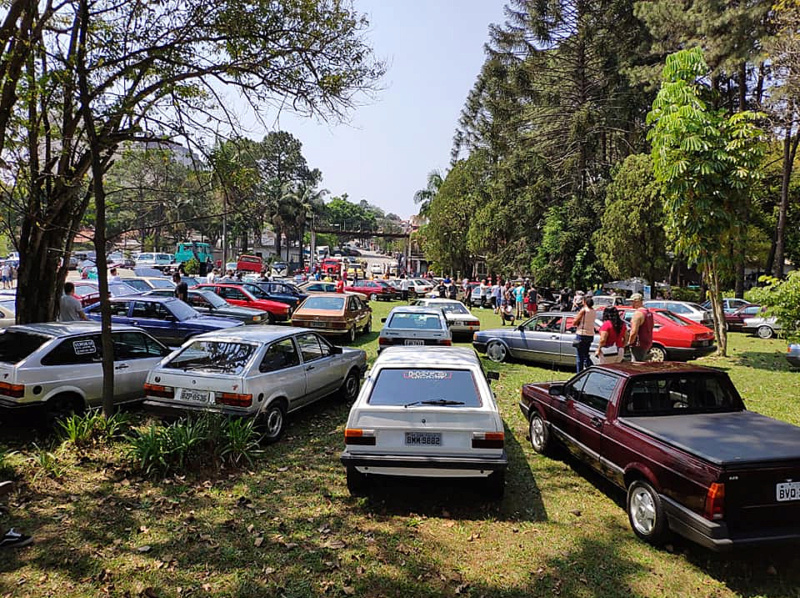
[617,307,715,361]
[725,304,762,332]
[194,283,290,323]
[236,254,262,273]
[344,280,394,301]
[321,258,341,276]
[72,282,101,308]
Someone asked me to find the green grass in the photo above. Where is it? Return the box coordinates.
[1,299,799,597]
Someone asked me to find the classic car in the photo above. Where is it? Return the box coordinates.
[134,252,174,271]
[145,288,269,324]
[378,306,451,352]
[618,307,716,362]
[411,298,480,338]
[291,293,372,343]
[144,327,367,443]
[472,312,601,366]
[372,279,399,300]
[787,344,800,368]
[85,296,242,346]
[245,281,308,310]
[271,262,289,278]
[591,295,627,308]
[344,279,394,301]
[77,280,140,298]
[236,254,263,273]
[298,281,368,301]
[194,283,290,323]
[742,314,781,339]
[341,347,506,497]
[520,362,800,550]
[702,298,753,314]
[644,300,714,328]
[725,304,762,332]
[119,277,176,293]
[0,322,170,420]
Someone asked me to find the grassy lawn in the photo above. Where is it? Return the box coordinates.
[1,300,800,597]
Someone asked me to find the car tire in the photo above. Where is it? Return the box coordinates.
[370,293,378,301]
[267,312,276,325]
[339,370,360,402]
[363,318,371,334]
[47,393,84,423]
[626,479,669,545]
[757,325,774,340]
[482,470,505,500]
[259,401,286,444]
[346,466,370,496]
[348,326,356,343]
[486,340,508,363]
[647,345,667,362]
[529,412,552,455]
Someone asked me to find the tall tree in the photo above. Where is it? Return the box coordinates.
[412,170,444,217]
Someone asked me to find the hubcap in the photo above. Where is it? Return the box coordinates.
[345,375,358,398]
[266,408,283,437]
[488,342,506,362]
[648,348,665,362]
[531,417,544,449]
[630,487,656,535]
[758,326,772,339]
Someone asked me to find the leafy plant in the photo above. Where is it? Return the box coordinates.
[95,412,135,441]
[220,418,262,466]
[0,446,16,477]
[747,272,800,341]
[163,417,208,469]
[58,413,99,446]
[32,444,65,481]
[127,426,169,476]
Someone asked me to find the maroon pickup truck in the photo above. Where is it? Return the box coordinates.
[520,362,800,551]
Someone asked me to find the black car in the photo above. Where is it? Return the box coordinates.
[145,289,269,325]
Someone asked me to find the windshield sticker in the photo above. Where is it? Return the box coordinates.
[73,339,96,355]
[403,370,453,380]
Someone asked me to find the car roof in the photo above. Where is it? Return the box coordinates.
[190,325,309,343]
[388,305,446,315]
[415,298,465,305]
[589,362,723,378]
[374,346,480,368]
[9,321,143,337]
[108,295,177,304]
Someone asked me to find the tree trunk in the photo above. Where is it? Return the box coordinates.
[734,243,745,299]
[706,263,727,357]
[773,121,800,278]
[16,223,70,323]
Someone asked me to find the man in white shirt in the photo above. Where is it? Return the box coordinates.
[400,276,411,301]
[206,268,217,283]
[490,280,501,313]
[109,267,121,283]
[59,282,88,322]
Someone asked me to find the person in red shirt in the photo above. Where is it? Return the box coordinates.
[627,293,654,362]
[335,277,345,293]
[595,306,627,364]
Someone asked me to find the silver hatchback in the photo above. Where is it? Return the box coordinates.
[378,306,452,352]
[0,322,170,420]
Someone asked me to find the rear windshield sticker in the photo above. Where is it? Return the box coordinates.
[403,371,453,380]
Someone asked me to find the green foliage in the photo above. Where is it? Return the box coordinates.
[219,418,262,466]
[183,257,200,275]
[58,412,134,447]
[670,287,702,303]
[0,446,16,478]
[747,272,800,342]
[31,444,65,481]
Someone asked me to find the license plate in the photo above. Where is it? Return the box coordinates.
[311,321,327,328]
[405,432,441,446]
[776,481,800,502]
[181,389,210,403]
[404,339,424,346]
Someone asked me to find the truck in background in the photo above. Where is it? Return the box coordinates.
[175,242,213,266]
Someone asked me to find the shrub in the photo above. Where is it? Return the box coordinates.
[127,425,169,476]
[670,286,702,303]
[58,411,134,446]
[32,444,65,481]
[183,257,200,275]
[747,272,800,341]
[220,418,262,466]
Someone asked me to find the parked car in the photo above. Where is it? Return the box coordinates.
[271,262,289,278]
[372,279,398,300]
[787,344,800,368]
[520,362,800,550]
[473,312,601,366]
[245,281,308,310]
[144,327,367,442]
[320,258,341,276]
[134,252,174,271]
[71,282,101,307]
[591,295,627,308]
[378,306,451,353]
[341,347,506,497]
[194,283,290,323]
[725,304,763,332]
[618,307,716,361]
[742,314,781,339]
[409,278,434,296]
[0,300,15,329]
[701,298,753,314]
[411,298,481,338]
[299,281,368,301]
[236,254,263,273]
[78,280,140,298]
[120,277,176,293]
[145,288,269,325]
[0,322,170,420]
[291,293,372,343]
[85,296,243,346]
[370,263,384,275]
[345,279,394,301]
[644,300,713,328]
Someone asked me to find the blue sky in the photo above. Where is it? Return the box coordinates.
[262,0,507,219]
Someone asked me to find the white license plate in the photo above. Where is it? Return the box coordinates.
[404,339,424,346]
[181,389,210,403]
[405,432,441,446]
[776,481,800,502]
[311,321,327,328]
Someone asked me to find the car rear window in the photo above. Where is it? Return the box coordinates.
[368,369,482,407]
[437,303,470,315]
[149,279,175,289]
[622,374,743,416]
[654,311,691,326]
[164,341,257,375]
[302,296,345,310]
[387,313,444,330]
[0,331,52,364]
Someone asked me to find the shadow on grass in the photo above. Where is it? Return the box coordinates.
[733,350,793,372]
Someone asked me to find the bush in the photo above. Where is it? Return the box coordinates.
[747,272,800,341]
[32,443,65,481]
[58,411,134,447]
[183,257,200,275]
[670,286,702,303]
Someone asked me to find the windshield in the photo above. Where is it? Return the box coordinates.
[167,300,200,321]
[0,331,51,364]
[302,296,345,310]
[655,311,691,326]
[109,283,138,297]
[622,374,743,416]
[437,303,470,315]
[164,340,256,375]
[138,253,154,260]
[243,284,269,299]
[368,369,481,407]
[197,291,227,308]
[149,279,175,289]
[387,312,444,330]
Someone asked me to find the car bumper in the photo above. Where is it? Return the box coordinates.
[0,397,43,413]
[666,345,717,360]
[662,495,800,551]
[518,400,531,420]
[786,355,800,367]
[143,398,256,418]
[472,341,488,353]
[340,450,508,477]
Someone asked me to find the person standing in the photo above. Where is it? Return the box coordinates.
[206,268,217,283]
[525,286,538,317]
[514,281,525,319]
[594,306,627,364]
[479,279,488,309]
[627,293,654,362]
[173,272,188,302]
[572,296,596,372]
[400,275,410,301]
[59,282,88,322]
[489,279,500,312]
[109,267,121,282]
[335,276,345,293]
[446,278,458,300]
[1,262,9,290]
[437,279,446,298]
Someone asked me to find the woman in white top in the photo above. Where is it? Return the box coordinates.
[572,296,596,373]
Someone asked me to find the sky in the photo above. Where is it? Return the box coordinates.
[249,0,508,220]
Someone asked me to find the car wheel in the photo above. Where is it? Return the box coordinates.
[348,326,356,343]
[259,401,286,444]
[267,312,276,325]
[370,293,378,301]
[627,479,669,545]
[529,413,551,455]
[346,466,370,497]
[363,318,371,334]
[482,470,505,500]
[757,325,774,339]
[647,345,667,362]
[47,394,84,423]
[339,370,360,402]
[486,340,508,363]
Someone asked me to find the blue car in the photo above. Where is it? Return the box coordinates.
[86,296,243,346]
[242,282,308,310]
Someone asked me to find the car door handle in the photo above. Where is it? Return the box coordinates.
[306,365,315,371]
[550,335,559,340]
[590,417,602,429]
[115,364,129,370]
[132,321,138,326]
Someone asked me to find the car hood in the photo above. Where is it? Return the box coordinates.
[207,305,265,317]
[189,316,244,328]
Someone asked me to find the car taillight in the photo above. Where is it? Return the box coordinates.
[344,428,376,445]
[439,339,452,346]
[378,337,390,345]
[0,381,24,398]
[472,432,504,449]
[144,383,174,399]
[216,393,253,407]
[704,482,725,521]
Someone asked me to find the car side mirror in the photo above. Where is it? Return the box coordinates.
[381,317,387,323]
[516,324,525,331]
[331,345,343,354]
[486,371,500,381]
[549,384,565,397]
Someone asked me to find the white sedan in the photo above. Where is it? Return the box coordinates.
[410,298,481,338]
[340,347,507,498]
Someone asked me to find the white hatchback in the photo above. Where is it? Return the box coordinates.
[340,347,507,498]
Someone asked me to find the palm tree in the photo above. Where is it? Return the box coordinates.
[413,170,444,217]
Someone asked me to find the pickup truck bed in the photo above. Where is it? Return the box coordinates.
[620,411,800,466]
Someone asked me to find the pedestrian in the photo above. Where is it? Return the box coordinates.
[489,279,500,312]
[437,279,446,298]
[627,293,654,362]
[479,279,488,309]
[336,276,345,293]
[59,282,88,322]
[400,275,410,301]
[514,280,525,319]
[1,262,9,290]
[206,268,217,283]
[446,278,458,300]
[109,267,121,283]
[572,296,596,373]
[173,272,188,302]
[525,286,538,317]
[594,306,627,364]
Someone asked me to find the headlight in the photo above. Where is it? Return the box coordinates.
[253,316,260,322]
